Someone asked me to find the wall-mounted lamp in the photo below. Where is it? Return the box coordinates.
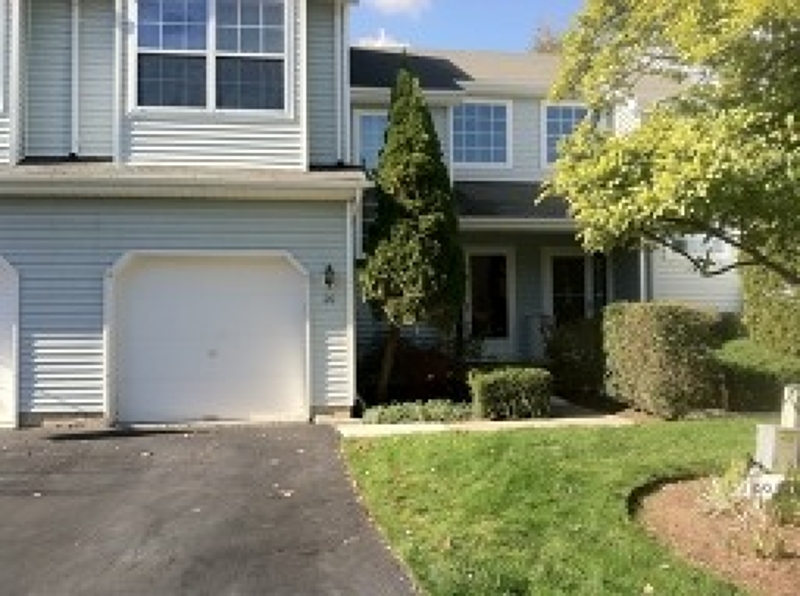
[324,264,335,290]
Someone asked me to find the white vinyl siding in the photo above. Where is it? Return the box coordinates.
[652,239,742,312]
[0,198,351,414]
[123,0,305,167]
[453,98,540,182]
[0,0,8,163]
[307,0,336,165]
[79,0,114,156]
[26,0,72,157]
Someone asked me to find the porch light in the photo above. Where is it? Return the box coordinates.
[324,264,335,290]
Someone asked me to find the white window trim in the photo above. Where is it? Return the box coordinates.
[352,108,388,169]
[451,99,513,169]
[540,101,589,171]
[127,0,295,118]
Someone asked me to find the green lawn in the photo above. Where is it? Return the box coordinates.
[343,418,758,595]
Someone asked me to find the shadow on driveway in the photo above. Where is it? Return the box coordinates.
[0,425,416,595]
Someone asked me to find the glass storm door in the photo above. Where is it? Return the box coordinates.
[551,256,587,326]
[467,253,513,359]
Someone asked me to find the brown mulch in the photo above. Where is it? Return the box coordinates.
[637,478,800,596]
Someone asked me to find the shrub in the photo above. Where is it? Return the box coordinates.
[604,302,723,419]
[469,367,552,420]
[714,339,800,411]
[742,259,800,358]
[545,317,606,406]
[363,400,473,424]
[357,337,469,406]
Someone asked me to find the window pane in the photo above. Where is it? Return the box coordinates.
[241,0,260,25]
[261,28,283,53]
[140,0,161,23]
[162,0,187,22]
[241,27,260,52]
[186,24,206,50]
[162,24,187,49]
[215,57,284,110]
[358,113,388,170]
[263,2,283,25]
[217,26,238,51]
[187,0,206,22]
[138,55,207,107]
[217,0,238,25]
[138,24,160,48]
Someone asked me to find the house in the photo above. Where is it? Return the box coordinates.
[0,0,367,427]
[350,47,741,362]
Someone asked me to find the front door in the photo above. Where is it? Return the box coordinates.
[466,251,514,360]
[552,256,587,326]
[545,251,610,328]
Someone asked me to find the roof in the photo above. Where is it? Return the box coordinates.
[455,182,569,219]
[351,47,563,91]
[350,47,676,105]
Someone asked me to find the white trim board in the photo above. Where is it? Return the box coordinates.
[0,256,19,428]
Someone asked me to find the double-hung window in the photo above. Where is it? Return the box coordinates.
[357,112,388,170]
[137,0,287,111]
[543,104,589,166]
[452,102,509,165]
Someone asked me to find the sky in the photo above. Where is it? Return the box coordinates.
[351,0,587,52]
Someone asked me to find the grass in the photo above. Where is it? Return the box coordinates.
[343,418,757,595]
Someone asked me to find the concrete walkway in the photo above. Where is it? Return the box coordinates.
[327,398,634,438]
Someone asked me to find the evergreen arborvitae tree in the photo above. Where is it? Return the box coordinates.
[359,68,465,402]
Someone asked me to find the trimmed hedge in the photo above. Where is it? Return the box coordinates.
[715,339,800,411]
[469,367,551,420]
[363,400,473,424]
[604,302,723,418]
[742,262,800,358]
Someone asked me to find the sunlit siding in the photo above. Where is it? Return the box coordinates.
[0,198,352,414]
[307,0,337,165]
[26,0,71,157]
[78,0,114,157]
[652,243,742,312]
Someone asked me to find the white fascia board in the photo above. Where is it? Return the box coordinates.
[0,176,372,201]
[459,217,577,232]
[458,80,551,97]
[350,87,465,106]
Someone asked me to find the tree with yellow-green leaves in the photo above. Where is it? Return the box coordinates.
[548,0,800,285]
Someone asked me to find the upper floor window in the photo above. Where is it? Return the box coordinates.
[136,0,287,111]
[543,104,589,165]
[452,102,509,165]
[356,112,388,170]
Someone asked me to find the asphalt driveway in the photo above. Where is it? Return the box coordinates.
[0,425,416,596]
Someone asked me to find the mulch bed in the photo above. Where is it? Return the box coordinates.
[637,478,800,596]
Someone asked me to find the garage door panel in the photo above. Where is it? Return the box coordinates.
[113,255,307,423]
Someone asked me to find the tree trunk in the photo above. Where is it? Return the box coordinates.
[377,325,401,403]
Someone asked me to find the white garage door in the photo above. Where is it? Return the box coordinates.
[112,254,308,423]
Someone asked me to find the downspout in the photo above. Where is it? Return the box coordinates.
[333,0,342,162]
[639,245,651,302]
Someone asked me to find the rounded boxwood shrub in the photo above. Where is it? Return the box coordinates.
[469,367,552,420]
[604,302,723,419]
